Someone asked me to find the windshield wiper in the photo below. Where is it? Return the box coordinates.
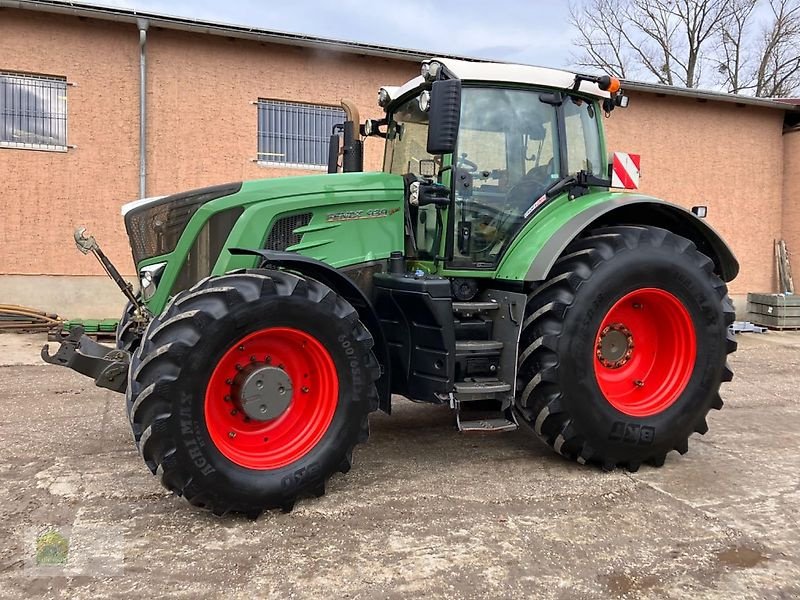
[545,171,610,200]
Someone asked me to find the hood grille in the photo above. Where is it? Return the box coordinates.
[125,182,242,265]
[265,213,312,251]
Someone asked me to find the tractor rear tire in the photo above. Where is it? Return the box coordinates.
[514,225,736,471]
[126,269,380,517]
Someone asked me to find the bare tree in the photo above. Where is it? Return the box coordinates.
[714,0,759,93]
[570,0,800,96]
[754,0,800,96]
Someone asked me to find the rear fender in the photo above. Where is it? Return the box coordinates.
[229,248,391,413]
[523,197,739,283]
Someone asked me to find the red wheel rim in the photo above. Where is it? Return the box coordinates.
[205,327,338,470]
[593,288,696,417]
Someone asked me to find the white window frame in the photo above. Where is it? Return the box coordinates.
[256,99,345,170]
[0,71,69,152]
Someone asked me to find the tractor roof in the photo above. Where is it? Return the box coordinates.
[383,58,613,106]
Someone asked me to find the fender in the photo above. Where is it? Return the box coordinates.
[498,194,739,283]
[229,248,391,413]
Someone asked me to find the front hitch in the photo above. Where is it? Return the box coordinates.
[42,326,130,393]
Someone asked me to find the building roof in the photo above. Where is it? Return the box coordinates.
[0,0,450,61]
[4,0,798,113]
[622,80,799,111]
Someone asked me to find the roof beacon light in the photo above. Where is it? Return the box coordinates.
[598,75,621,93]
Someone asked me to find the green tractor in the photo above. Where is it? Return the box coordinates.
[43,58,737,517]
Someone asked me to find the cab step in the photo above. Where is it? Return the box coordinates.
[456,409,518,433]
[452,301,499,317]
[454,379,512,401]
[455,340,504,353]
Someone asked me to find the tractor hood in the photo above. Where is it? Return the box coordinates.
[124,172,404,266]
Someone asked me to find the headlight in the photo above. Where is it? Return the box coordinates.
[139,262,167,301]
[418,90,431,112]
[409,181,420,206]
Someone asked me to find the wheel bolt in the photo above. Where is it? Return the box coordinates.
[633,303,642,309]
[224,395,232,402]
[228,431,236,438]
[231,409,238,415]
[265,356,271,364]
[634,379,644,388]
[238,345,245,351]
[225,378,233,385]
[250,355,257,363]
[302,386,309,393]
[235,364,244,371]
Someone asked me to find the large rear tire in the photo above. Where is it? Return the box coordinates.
[126,269,380,517]
[514,225,736,471]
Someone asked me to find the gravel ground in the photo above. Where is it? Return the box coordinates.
[0,331,798,599]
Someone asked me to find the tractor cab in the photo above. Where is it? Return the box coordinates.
[377,58,624,270]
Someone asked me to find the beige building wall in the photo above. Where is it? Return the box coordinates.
[605,92,786,297]
[0,9,415,286]
[781,129,800,277]
[1,8,795,317]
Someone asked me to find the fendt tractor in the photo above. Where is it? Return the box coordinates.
[43,58,738,517]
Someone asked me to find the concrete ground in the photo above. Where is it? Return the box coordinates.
[0,332,798,599]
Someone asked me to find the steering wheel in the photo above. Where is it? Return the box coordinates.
[506,159,554,209]
[461,200,513,255]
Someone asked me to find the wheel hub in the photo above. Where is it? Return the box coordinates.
[596,323,634,369]
[233,364,293,421]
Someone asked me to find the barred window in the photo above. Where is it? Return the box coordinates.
[1,71,68,151]
[257,99,345,169]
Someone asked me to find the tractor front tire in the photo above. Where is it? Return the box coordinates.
[514,225,736,471]
[126,270,380,517]
[116,301,143,352]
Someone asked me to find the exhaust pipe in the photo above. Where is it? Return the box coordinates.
[327,99,363,174]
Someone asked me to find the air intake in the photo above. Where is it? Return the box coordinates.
[264,213,312,251]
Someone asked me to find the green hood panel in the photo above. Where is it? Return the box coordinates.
[141,172,406,313]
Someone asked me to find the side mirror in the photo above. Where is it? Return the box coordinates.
[426,79,461,155]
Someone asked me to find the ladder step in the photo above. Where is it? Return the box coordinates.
[458,417,518,433]
[452,301,499,316]
[455,340,503,353]
[454,380,512,401]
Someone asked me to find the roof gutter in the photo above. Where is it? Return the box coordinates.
[621,80,799,111]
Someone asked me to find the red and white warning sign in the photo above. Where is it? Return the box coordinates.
[611,152,641,189]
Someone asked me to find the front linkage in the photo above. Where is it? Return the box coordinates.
[42,228,143,393]
[41,325,129,393]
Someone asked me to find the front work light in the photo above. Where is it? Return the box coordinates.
[421,60,442,82]
[378,88,391,108]
[418,90,431,112]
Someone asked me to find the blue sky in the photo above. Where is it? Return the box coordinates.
[86,0,575,67]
